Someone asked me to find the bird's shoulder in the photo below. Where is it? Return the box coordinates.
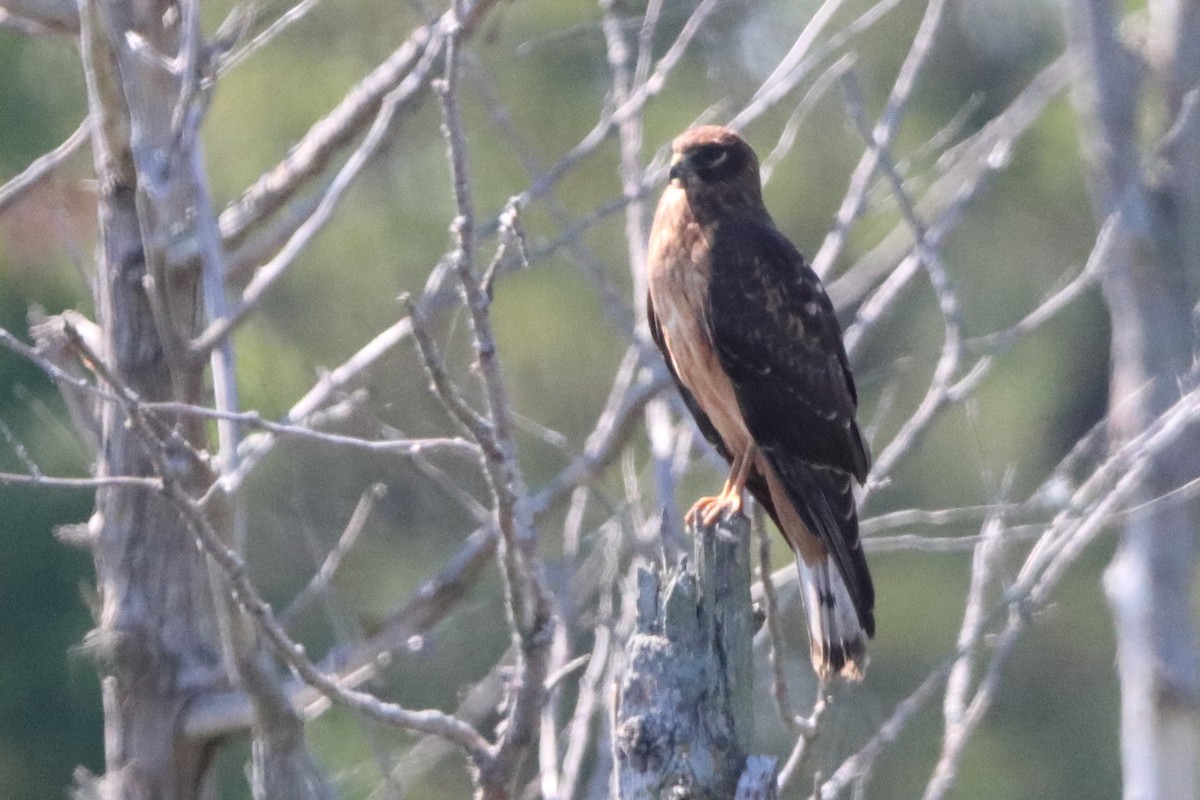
[706,218,870,479]
[709,216,796,262]
[707,218,842,356]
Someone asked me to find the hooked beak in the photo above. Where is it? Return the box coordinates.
[668,152,690,183]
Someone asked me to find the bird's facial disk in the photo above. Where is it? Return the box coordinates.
[669,142,744,186]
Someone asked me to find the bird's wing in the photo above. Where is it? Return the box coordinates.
[647,293,730,461]
[708,219,874,631]
[708,221,869,478]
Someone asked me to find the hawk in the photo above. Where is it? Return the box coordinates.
[646,125,875,680]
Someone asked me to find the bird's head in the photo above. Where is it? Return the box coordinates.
[666,125,766,222]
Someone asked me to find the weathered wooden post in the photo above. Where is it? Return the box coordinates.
[614,512,778,799]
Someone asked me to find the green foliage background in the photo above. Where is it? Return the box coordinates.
[0,0,1122,797]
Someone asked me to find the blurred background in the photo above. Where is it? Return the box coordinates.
[0,0,1122,797]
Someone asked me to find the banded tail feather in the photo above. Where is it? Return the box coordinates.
[795,556,869,680]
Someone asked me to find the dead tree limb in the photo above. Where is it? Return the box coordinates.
[73,0,334,795]
[614,513,777,800]
[75,0,226,792]
[1066,1,1200,797]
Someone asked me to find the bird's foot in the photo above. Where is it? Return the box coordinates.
[685,490,744,527]
[685,495,720,527]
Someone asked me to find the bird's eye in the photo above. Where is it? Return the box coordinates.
[690,144,728,170]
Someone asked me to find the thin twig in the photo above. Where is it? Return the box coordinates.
[464,56,635,336]
[839,70,964,498]
[170,474,495,764]
[0,470,161,490]
[283,484,387,626]
[558,625,612,800]
[776,692,831,793]
[216,0,328,76]
[812,660,956,799]
[760,54,856,184]
[0,327,116,403]
[224,318,415,496]
[515,0,722,209]
[405,297,499,457]
[146,401,483,459]
[865,528,1044,554]
[0,417,41,477]
[812,0,950,278]
[217,0,506,248]
[195,36,446,356]
[930,511,1007,795]
[831,53,1070,315]
[438,6,553,792]
[185,322,661,738]
[756,507,798,734]
[0,117,90,214]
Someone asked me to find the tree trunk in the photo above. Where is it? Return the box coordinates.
[77,0,227,795]
[613,513,777,799]
[1066,1,1200,797]
[74,0,336,796]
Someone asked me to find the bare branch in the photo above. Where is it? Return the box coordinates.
[437,11,554,791]
[923,513,1007,799]
[812,0,951,278]
[775,693,830,794]
[516,0,721,209]
[171,476,495,763]
[0,0,76,33]
[216,0,327,76]
[145,401,483,459]
[755,508,798,735]
[813,660,955,799]
[195,35,446,356]
[0,470,161,490]
[831,52,1070,315]
[217,0,506,248]
[283,483,387,626]
[838,70,965,495]
[0,118,90,214]
[224,318,416,496]
[405,297,499,454]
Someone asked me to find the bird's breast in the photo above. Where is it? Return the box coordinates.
[647,193,713,375]
[648,191,753,457]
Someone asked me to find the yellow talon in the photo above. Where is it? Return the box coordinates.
[701,490,743,526]
[686,495,723,526]
[688,444,757,527]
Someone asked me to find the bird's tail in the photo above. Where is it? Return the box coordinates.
[795,556,869,681]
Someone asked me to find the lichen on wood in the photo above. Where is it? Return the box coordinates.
[614,512,778,799]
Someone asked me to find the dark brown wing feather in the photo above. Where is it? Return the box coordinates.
[707,220,874,634]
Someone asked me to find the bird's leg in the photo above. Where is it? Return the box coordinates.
[686,453,742,525]
[703,444,757,525]
[686,445,757,526]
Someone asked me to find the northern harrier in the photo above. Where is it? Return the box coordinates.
[647,125,874,679]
